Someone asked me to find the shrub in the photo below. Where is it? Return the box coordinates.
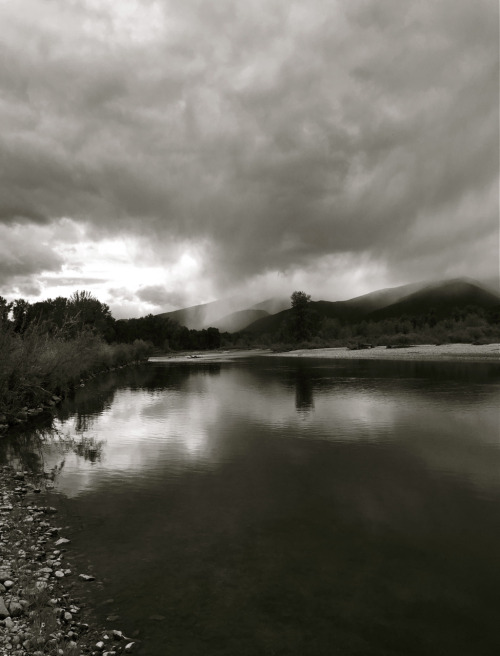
[0,321,153,420]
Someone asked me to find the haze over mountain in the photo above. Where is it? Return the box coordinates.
[157,296,290,330]
[366,279,500,322]
[155,278,499,334]
[211,309,270,334]
[241,279,500,336]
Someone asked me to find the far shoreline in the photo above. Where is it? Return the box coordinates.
[150,343,500,364]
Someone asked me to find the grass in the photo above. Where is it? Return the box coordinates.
[0,321,152,425]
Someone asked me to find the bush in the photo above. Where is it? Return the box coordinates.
[0,322,153,420]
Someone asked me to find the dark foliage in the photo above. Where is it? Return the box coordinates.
[114,315,221,351]
[2,291,222,353]
[226,290,500,350]
[0,290,223,422]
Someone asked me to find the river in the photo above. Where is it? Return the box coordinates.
[2,356,500,655]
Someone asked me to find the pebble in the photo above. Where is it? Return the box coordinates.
[0,465,137,655]
[0,596,9,619]
[7,601,23,617]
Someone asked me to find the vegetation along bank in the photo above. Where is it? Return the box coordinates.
[0,291,222,434]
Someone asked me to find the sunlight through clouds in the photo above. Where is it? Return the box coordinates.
[79,0,166,44]
[0,0,497,315]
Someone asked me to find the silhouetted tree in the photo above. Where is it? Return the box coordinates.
[289,291,313,342]
[12,298,30,332]
[67,291,115,339]
[0,296,12,325]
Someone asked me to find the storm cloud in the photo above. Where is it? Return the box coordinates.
[0,0,498,315]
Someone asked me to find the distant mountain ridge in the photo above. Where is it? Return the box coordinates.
[156,278,499,334]
[241,279,500,335]
[366,279,500,322]
[212,309,269,333]
[156,296,288,330]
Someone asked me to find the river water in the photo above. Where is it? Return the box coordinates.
[2,356,500,655]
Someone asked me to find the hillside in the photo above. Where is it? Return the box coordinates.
[157,297,242,330]
[157,296,288,331]
[212,309,269,333]
[366,279,500,322]
[154,279,499,338]
[241,279,500,336]
[241,281,428,334]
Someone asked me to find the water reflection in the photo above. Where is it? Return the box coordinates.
[1,358,499,655]
[3,360,499,495]
[294,363,315,413]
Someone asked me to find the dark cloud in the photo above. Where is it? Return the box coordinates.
[0,0,497,304]
[108,288,138,303]
[14,280,43,298]
[0,226,63,281]
[136,286,186,308]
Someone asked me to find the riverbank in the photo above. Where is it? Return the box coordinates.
[0,357,150,437]
[150,343,500,363]
[0,321,152,434]
[270,343,500,362]
[0,465,137,655]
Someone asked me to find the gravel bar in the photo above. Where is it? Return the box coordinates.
[0,465,139,656]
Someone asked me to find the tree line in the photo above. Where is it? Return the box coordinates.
[1,291,221,351]
[225,292,500,349]
[0,290,222,426]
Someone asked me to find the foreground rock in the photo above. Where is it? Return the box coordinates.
[0,465,140,655]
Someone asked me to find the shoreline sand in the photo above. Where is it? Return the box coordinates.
[150,343,500,364]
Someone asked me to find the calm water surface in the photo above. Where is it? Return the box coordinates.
[3,357,500,655]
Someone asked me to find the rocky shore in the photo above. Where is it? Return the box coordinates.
[0,465,138,655]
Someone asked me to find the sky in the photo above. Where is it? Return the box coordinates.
[0,0,498,319]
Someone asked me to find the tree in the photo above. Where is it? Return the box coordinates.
[67,291,115,340]
[12,299,30,333]
[0,296,12,325]
[289,291,313,342]
[291,291,311,310]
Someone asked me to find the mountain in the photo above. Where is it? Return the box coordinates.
[478,276,500,296]
[340,280,426,314]
[156,296,288,330]
[155,279,499,335]
[241,281,428,334]
[211,297,290,333]
[241,279,500,335]
[157,296,254,330]
[211,309,270,333]
[249,298,290,314]
[366,279,500,322]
